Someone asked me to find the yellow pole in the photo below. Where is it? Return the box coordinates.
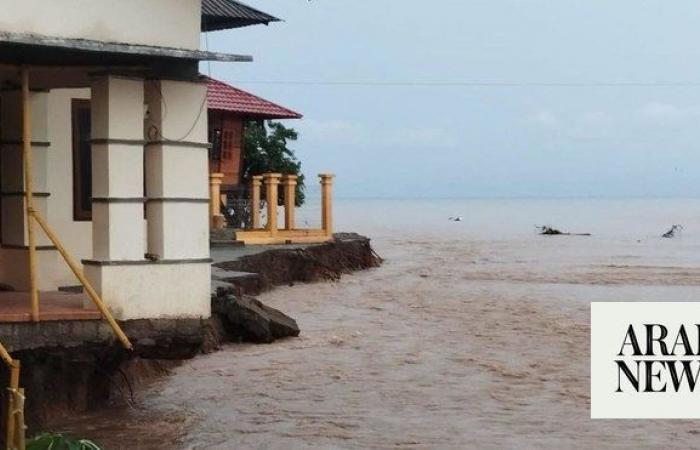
[0,345,13,369]
[263,173,281,236]
[5,361,19,450]
[250,176,262,229]
[5,391,13,450]
[319,174,335,238]
[21,68,39,322]
[13,388,24,450]
[209,173,224,230]
[282,175,297,230]
[31,212,132,350]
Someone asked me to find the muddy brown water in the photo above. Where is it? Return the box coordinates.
[46,198,700,448]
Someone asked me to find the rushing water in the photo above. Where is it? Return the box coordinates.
[50,198,700,449]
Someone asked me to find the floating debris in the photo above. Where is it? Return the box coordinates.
[539,225,563,235]
[537,225,591,236]
[662,224,683,238]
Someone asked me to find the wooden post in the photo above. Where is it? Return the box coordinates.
[5,361,19,450]
[282,175,297,230]
[209,173,225,230]
[319,174,335,238]
[263,173,281,236]
[250,176,262,229]
[21,68,39,322]
[13,388,24,450]
[0,344,13,369]
[31,212,132,350]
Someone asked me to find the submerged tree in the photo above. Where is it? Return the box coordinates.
[242,121,305,206]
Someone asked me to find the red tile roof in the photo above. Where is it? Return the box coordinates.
[206,77,302,120]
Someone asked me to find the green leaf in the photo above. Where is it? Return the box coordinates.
[26,432,102,450]
[242,121,306,207]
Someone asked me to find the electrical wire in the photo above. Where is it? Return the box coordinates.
[227,80,700,87]
[148,17,214,143]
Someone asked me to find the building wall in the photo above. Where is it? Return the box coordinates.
[0,0,201,50]
[0,84,211,320]
[0,88,99,290]
[46,88,92,267]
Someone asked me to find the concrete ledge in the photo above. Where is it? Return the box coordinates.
[147,197,209,203]
[92,197,146,203]
[90,138,147,146]
[0,320,113,353]
[0,140,50,147]
[145,140,211,148]
[82,257,212,266]
[1,192,50,197]
[234,228,332,245]
[1,244,57,250]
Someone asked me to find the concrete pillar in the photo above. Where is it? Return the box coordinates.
[263,173,281,236]
[250,175,262,229]
[0,89,51,249]
[144,79,209,260]
[84,77,211,321]
[282,175,297,230]
[209,173,225,230]
[0,88,60,291]
[319,174,335,238]
[89,76,146,261]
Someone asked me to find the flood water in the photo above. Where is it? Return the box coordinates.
[49,198,700,449]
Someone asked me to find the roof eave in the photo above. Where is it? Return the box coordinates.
[0,31,253,63]
[202,16,281,32]
[209,109,303,120]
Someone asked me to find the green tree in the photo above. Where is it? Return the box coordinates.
[242,121,305,206]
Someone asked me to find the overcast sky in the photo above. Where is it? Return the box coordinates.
[206,1,700,199]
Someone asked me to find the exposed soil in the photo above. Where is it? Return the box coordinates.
[215,233,382,291]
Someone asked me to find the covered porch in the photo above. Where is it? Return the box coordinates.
[0,291,98,323]
[0,32,246,328]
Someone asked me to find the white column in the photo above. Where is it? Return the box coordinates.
[144,79,209,261]
[89,76,146,261]
[0,89,51,249]
[84,77,211,321]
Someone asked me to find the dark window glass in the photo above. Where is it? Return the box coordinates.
[72,99,92,221]
[211,128,223,161]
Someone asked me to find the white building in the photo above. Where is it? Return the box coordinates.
[0,0,278,324]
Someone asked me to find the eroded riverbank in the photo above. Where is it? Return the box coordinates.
[45,226,700,449]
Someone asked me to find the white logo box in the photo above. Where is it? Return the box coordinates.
[591,302,700,419]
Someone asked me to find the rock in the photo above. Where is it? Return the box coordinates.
[213,292,300,343]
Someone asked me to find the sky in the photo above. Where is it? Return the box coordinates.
[206,0,700,199]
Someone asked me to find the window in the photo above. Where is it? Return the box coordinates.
[210,128,222,161]
[221,129,234,160]
[72,99,92,221]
